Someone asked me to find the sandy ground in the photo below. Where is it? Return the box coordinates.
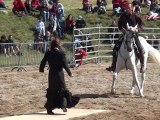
[0,62,160,120]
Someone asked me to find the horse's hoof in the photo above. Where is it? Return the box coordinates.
[140,95,145,98]
[111,89,116,95]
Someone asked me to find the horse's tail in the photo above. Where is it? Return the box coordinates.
[147,42,160,63]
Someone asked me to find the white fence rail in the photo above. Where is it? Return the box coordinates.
[73,26,160,64]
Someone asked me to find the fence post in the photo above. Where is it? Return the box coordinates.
[97,24,101,63]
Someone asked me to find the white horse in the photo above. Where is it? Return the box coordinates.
[111,25,160,97]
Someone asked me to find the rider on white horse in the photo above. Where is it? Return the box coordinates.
[106,3,145,73]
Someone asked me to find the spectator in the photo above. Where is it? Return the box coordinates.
[107,19,119,44]
[57,15,65,39]
[65,14,75,34]
[150,0,158,11]
[145,10,160,20]
[112,0,122,14]
[75,16,86,29]
[86,36,94,53]
[0,35,7,56]
[97,0,107,14]
[49,2,58,15]
[120,0,129,12]
[97,0,107,8]
[12,0,28,17]
[0,0,7,8]
[40,0,49,21]
[48,14,57,36]
[6,35,21,56]
[132,0,142,13]
[31,0,41,12]
[82,0,92,13]
[31,0,41,11]
[56,2,64,18]
[75,47,87,67]
[43,31,52,52]
[35,17,46,36]
[39,38,79,114]
[34,33,43,52]
[25,0,32,14]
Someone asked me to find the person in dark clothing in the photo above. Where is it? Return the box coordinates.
[106,3,145,73]
[75,16,86,29]
[39,38,79,115]
[107,19,119,44]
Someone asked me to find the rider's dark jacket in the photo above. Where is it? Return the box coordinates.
[118,12,144,30]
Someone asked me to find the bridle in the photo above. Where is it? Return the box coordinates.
[119,30,135,69]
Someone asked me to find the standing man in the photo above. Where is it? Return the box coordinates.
[106,3,145,73]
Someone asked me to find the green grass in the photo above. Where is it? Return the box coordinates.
[1,0,160,43]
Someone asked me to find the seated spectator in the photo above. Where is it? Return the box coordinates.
[6,35,21,56]
[49,2,58,16]
[56,2,64,18]
[57,15,65,39]
[75,16,86,29]
[86,36,94,53]
[48,14,57,36]
[132,0,142,13]
[112,0,121,9]
[97,0,107,8]
[120,0,129,12]
[74,29,85,41]
[40,0,49,21]
[107,19,119,41]
[75,47,87,67]
[65,14,75,34]
[12,0,28,17]
[35,17,46,36]
[31,0,41,11]
[145,10,160,20]
[0,0,7,8]
[97,0,107,14]
[25,0,32,14]
[0,34,7,56]
[112,0,122,14]
[43,31,52,52]
[34,33,43,52]
[150,0,158,11]
[82,0,92,13]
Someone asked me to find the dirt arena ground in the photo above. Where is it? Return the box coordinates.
[0,62,160,120]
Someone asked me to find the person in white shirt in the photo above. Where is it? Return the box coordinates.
[35,17,46,36]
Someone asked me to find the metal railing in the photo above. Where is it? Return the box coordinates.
[0,26,160,69]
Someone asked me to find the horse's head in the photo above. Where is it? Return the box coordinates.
[123,29,135,52]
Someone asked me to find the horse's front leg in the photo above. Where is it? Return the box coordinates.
[132,67,144,97]
[111,72,118,94]
[130,77,136,95]
[140,72,146,94]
